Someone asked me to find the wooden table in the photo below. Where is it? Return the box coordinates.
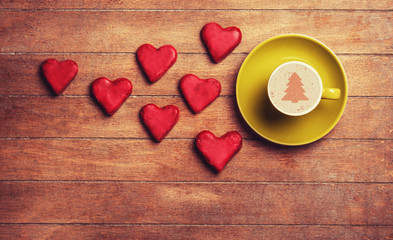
[0,1,392,239]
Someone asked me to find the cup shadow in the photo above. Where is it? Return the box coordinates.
[259,92,289,124]
[233,72,297,148]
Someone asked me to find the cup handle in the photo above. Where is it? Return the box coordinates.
[322,88,341,100]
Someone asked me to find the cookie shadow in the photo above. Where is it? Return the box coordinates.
[199,29,216,64]
[89,86,113,117]
[39,64,58,97]
[138,112,163,144]
[135,54,154,84]
[192,140,219,174]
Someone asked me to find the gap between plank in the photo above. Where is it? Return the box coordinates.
[0,137,391,141]
[0,52,392,56]
[0,95,391,98]
[1,180,392,184]
[0,8,392,12]
[0,223,392,227]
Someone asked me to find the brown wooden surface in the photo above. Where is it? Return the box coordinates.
[0,1,392,239]
[0,97,391,139]
[0,11,392,54]
[1,0,393,10]
[1,182,393,224]
[0,54,392,96]
[0,139,391,182]
[1,225,393,240]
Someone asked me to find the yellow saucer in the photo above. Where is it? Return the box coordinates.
[236,34,348,146]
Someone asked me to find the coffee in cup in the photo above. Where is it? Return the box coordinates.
[267,61,340,116]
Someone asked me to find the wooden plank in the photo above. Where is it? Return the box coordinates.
[0,182,392,224]
[0,54,391,97]
[344,55,393,97]
[1,224,393,240]
[1,0,392,10]
[0,11,391,54]
[0,139,391,182]
[332,97,393,139]
[0,96,391,139]
[0,53,238,97]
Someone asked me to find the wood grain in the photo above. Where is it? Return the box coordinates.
[0,182,392,224]
[0,54,391,97]
[1,224,393,240]
[0,11,392,54]
[1,1,392,238]
[1,0,392,10]
[0,96,391,139]
[0,138,391,182]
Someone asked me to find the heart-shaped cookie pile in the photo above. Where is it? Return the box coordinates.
[41,59,78,95]
[91,77,133,116]
[137,44,177,83]
[140,104,179,142]
[179,74,221,114]
[40,21,243,173]
[201,22,242,63]
[195,130,242,172]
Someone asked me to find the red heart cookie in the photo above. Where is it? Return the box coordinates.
[200,22,242,63]
[41,59,78,95]
[195,130,242,173]
[140,104,179,142]
[91,77,133,116]
[136,44,177,83]
[179,74,221,113]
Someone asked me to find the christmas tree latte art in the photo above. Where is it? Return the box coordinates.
[268,61,323,116]
[281,72,308,103]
